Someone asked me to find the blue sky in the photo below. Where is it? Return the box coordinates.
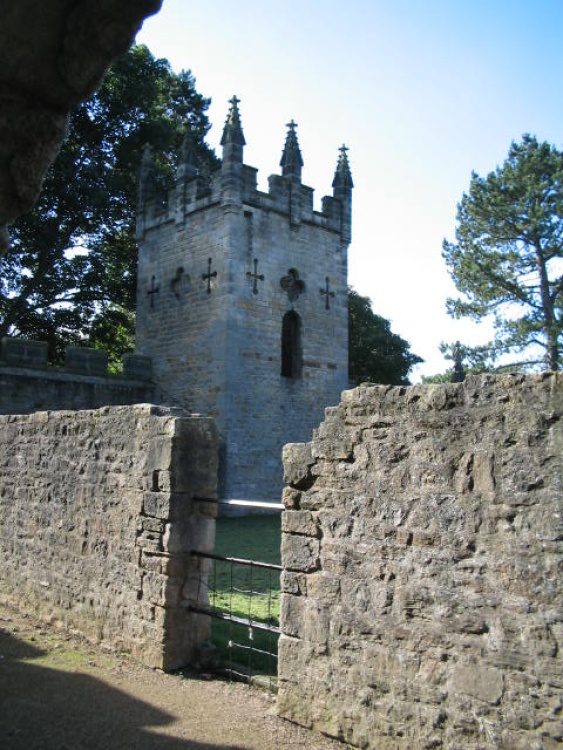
[137,0,563,379]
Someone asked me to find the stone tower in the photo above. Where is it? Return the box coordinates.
[135,97,353,505]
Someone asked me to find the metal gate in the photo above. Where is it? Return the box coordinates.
[190,500,283,691]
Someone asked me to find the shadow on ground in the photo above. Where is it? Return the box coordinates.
[0,628,246,750]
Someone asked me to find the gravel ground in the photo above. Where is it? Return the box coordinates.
[0,604,349,750]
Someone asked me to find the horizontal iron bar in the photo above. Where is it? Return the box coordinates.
[221,499,285,510]
[231,588,277,597]
[191,550,283,571]
[189,604,280,634]
[228,641,278,659]
[218,668,279,693]
[191,496,284,510]
[209,588,276,601]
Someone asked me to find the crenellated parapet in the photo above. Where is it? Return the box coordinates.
[137,97,353,243]
[0,337,154,415]
[1,336,152,380]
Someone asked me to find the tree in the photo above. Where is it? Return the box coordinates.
[0,44,216,365]
[348,288,423,385]
[422,341,486,384]
[442,134,563,371]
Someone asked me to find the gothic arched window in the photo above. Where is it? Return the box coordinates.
[281,310,302,378]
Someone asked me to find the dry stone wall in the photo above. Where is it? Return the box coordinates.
[0,404,218,671]
[279,374,563,749]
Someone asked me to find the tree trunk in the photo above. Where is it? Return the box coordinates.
[535,243,559,370]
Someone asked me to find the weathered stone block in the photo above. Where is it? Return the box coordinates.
[142,491,171,519]
[312,415,360,461]
[280,593,305,638]
[282,442,315,489]
[136,530,162,553]
[281,510,318,537]
[282,486,302,509]
[280,570,308,596]
[306,572,341,604]
[282,533,320,572]
[451,664,504,705]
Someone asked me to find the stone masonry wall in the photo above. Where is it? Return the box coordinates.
[0,367,154,415]
[279,374,563,749]
[137,197,348,502]
[0,405,218,671]
[0,338,154,415]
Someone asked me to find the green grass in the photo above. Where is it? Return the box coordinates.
[208,515,282,679]
[213,515,282,564]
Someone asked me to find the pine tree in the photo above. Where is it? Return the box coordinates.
[443,135,563,371]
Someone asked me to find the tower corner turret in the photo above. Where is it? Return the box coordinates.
[332,144,353,244]
[220,95,246,207]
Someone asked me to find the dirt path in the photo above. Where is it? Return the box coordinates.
[0,604,348,750]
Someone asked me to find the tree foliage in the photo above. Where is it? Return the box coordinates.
[348,288,423,385]
[442,134,563,371]
[0,44,215,364]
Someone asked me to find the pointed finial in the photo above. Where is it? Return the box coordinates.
[280,119,304,181]
[177,131,199,181]
[221,95,246,147]
[332,144,354,191]
[180,132,197,167]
